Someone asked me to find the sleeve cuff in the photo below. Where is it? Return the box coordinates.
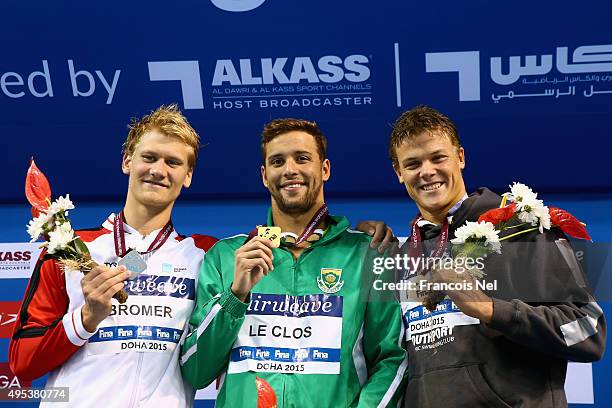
[62,306,97,346]
[220,289,249,319]
[488,298,517,331]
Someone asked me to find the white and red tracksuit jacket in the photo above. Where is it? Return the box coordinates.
[9,213,217,407]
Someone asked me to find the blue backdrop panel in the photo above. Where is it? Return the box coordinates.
[1,0,611,406]
[1,0,611,204]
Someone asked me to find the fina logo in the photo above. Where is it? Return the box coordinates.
[210,0,266,12]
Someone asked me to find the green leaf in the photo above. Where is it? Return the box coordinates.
[74,238,90,256]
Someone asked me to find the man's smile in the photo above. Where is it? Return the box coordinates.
[280,181,306,192]
[420,182,444,192]
[143,180,169,188]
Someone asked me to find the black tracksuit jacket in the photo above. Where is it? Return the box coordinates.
[402,188,606,408]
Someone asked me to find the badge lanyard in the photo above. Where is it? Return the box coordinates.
[113,210,174,257]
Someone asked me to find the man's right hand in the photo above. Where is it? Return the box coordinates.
[81,265,130,332]
[231,236,276,302]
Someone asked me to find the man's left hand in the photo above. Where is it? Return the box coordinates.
[429,268,493,324]
[356,220,398,254]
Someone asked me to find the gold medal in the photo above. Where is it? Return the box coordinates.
[257,226,281,247]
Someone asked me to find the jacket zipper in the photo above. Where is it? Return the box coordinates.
[127,352,144,407]
[283,252,300,408]
[291,262,297,293]
[289,247,312,293]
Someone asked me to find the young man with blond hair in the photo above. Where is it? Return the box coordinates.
[10,105,217,407]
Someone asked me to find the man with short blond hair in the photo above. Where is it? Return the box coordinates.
[10,105,218,407]
[123,104,201,168]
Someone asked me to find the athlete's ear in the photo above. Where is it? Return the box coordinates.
[393,163,404,184]
[122,153,132,175]
[183,168,193,188]
[261,164,269,188]
[457,147,465,170]
[322,159,330,182]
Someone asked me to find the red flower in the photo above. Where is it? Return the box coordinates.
[478,202,516,226]
[256,377,277,408]
[25,158,52,217]
[549,207,591,241]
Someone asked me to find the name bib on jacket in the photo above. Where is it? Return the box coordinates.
[228,293,343,375]
[87,274,196,355]
[402,299,479,352]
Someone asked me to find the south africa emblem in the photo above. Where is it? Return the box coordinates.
[317,268,344,293]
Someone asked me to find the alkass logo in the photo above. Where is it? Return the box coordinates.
[148,54,371,109]
[210,0,266,12]
[0,251,31,262]
[212,55,371,86]
[0,363,31,388]
[0,302,21,338]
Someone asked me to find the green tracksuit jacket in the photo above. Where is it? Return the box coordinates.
[180,213,407,407]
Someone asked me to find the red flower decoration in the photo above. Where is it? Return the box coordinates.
[256,377,277,408]
[25,158,52,217]
[478,202,516,226]
[549,207,591,241]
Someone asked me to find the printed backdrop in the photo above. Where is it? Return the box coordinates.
[1,1,611,204]
[1,1,611,406]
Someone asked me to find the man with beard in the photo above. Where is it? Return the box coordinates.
[389,105,605,407]
[180,118,407,407]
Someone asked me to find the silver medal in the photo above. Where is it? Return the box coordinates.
[117,249,147,280]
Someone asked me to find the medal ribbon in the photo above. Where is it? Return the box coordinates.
[407,215,450,275]
[113,210,174,257]
[244,204,329,246]
[288,203,329,246]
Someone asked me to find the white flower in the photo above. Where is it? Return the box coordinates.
[532,204,551,233]
[516,198,550,232]
[514,195,541,213]
[516,202,540,225]
[508,182,538,204]
[47,221,75,254]
[451,221,501,253]
[47,194,75,216]
[26,212,52,242]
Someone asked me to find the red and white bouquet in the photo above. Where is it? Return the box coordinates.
[25,159,128,303]
[424,182,591,310]
[451,182,591,276]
